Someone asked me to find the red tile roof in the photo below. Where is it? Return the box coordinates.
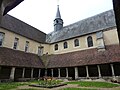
[47,45,120,68]
[0,47,45,68]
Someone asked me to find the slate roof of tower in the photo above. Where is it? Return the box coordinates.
[0,14,46,43]
[46,10,116,43]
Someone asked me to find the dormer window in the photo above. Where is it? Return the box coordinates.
[56,20,58,23]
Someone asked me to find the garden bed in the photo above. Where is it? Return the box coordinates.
[29,83,67,88]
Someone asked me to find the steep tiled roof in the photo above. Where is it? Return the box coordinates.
[0,14,46,43]
[47,45,120,68]
[0,47,45,68]
[46,10,116,43]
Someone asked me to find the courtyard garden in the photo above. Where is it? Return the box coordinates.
[0,80,120,90]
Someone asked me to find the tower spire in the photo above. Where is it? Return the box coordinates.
[56,5,61,19]
[54,5,63,31]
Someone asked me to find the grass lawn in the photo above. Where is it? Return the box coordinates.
[0,80,120,90]
[0,82,28,90]
[66,81,120,88]
[61,88,97,90]
[18,88,38,90]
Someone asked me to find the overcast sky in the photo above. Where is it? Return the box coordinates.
[9,0,113,34]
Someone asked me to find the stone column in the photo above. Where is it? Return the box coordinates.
[58,68,61,78]
[22,68,25,78]
[31,68,34,78]
[45,69,47,76]
[97,65,101,78]
[66,68,68,78]
[75,67,78,79]
[38,69,41,78]
[86,66,89,78]
[10,67,15,80]
[110,64,115,77]
[51,69,53,77]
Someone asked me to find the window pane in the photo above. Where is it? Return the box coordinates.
[64,42,68,49]
[87,36,93,47]
[25,41,29,52]
[38,47,43,56]
[74,39,79,47]
[13,38,19,49]
[55,44,58,50]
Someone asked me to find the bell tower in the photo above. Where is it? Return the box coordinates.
[54,5,63,31]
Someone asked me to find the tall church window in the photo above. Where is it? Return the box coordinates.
[64,42,68,49]
[55,44,58,51]
[13,37,19,49]
[0,32,5,47]
[74,39,79,47]
[25,41,29,52]
[38,47,43,56]
[87,36,93,47]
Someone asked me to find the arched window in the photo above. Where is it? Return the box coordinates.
[25,41,29,52]
[74,39,79,47]
[55,44,58,51]
[64,42,68,49]
[38,46,44,56]
[0,32,5,47]
[87,36,93,47]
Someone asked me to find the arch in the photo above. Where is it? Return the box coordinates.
[87,36,93,47]
[74,39,79,47]
[63,42,68,49]
[55,44,58,50]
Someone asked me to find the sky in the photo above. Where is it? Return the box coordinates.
[9,0,113,34]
